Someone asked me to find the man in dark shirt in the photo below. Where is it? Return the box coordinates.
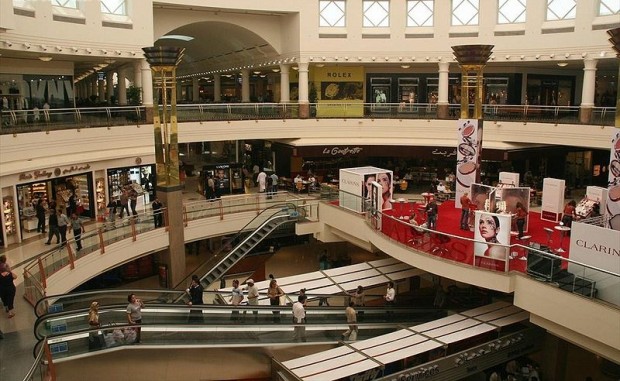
[45,209,60,245]
[460,192,471,230]
[426,199,438,230]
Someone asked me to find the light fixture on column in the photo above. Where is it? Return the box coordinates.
[549,53,555,58]
[581,52,587,58]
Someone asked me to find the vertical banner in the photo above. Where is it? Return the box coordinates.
[605,129,620,230]
[456,119,483,208]
[473,211,511,272]
[541,178,565,222]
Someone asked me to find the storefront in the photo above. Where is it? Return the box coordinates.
[201,163,245,196]
[106,164,156,205]
[13,170,94,240]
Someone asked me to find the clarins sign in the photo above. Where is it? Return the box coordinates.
[576,239,620,256]
[323,146,363,156]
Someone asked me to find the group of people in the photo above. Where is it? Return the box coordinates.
[33,196,86,252]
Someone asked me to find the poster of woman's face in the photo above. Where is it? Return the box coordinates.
[363,174,376,199]
[474,211,510,261]
[377,172,393,210]
[501,187,530,230]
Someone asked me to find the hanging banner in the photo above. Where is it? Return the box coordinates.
[456,119,483,208]
[605,129,620,230]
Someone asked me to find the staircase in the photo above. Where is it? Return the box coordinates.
[200,205,303,288]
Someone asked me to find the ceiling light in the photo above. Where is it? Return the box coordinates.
[272,68,280,73]
[400,64,410,69]
[253,71,261,74]
[557,62,568,67]
[39,56,53,62]
[158,34,194,42]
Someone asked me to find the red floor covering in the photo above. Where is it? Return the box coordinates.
[380,200,570,273]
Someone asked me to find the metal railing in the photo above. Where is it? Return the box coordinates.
[1,103,614,134]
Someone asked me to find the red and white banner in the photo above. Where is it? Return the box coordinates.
[605,129,620,230]
[456,119,483,208]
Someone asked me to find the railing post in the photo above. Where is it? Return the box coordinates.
[98,228,105,254]
[130,217,137,241]
[67,244,75,270]
[37,257,47,288]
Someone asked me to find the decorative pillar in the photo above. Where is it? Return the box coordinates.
[279,64,290,103]
[437,61,450,119]
[133,60,142,89]
[214,75,221,102]
[578,58,598,124]
[452,45,493,209]
[106,72,114,104]
[142,46,186,287]
[140,59,153,106]
[117,67,127,106]
[241,69,250,102]
[192,77,200,102]
[298,62,309,118]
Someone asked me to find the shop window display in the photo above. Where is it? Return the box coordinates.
[3,196,16,236]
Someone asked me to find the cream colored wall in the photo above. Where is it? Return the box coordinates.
[1,0,154,59]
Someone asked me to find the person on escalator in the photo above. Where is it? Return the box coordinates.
[126,293,144,343]
[187,275,204,323]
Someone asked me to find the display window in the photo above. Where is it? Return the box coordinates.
[202,163,245,196]
[107,164,155,203]
[15,172,93,240]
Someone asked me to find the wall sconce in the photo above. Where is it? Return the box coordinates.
[384,56,389,61]
[41,45,48,51]
[599,51,606,57]
[581,52,587,58]
[115,50,122,55]
[272,68,280,73]
[344,56,349,61]
[371,56,376,61]
[535,54,540,59]
[520,55,525,60]
[56,46,63,52]
[101,49,108,54]
[24,43,31,49]
[490,55,496,60]
[425,56,430,61]
[4,40,12,47]
[505,55,510,59]
[334,56,338,61]
[358,56,362,61]
[322,56,326,61]
[549,53,555,58]
[411,56,416,61]
[309,57,314,61]
[565,53,570,58]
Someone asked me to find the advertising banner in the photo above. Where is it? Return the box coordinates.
[474,211,511,272]
[541,178,565,222]
[605,129,620,230]
[569,221,620,305]
[499,171,520,187]
[470,183,494,212]
[339,169,363,212]
[340,167,393,213]
[501,187,531,233]
[456,119,483,208]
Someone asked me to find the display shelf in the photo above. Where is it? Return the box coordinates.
[96,178,106,211]
[3,196,16,236]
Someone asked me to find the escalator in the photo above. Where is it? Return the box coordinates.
[34,301,447,362]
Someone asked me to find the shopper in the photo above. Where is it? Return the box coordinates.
[562,200,577,228]
[119,189,130,218]
[244,279,259,320]
[36,198,46,234]
[126,293,144,343]
[460,192,471,230]
[128,186,138,217]
[0,266,17,318]
[292,294,307,342]
[186,275,204,323]
[45,208,60,245]
[229,279,244,321]
[57,209,69,245]
[88,301,103,350]
[267,278,285,322]
[152,197,163,228]
[0,255,10,272]
[341,301,358,341]
[425,199,438,230]
[384,281,396,319]
[70,213,85,251]
[515,202,528,239]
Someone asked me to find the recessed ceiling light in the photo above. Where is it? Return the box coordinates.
[557,62,568,67]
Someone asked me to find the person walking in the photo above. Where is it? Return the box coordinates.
[244,279,259,321]
[35,198,46,234]
[460,192,471,230]
[270,172,279,194]
[292,294,307,342]
[515,202,528,239]
[126,293,144,343]
[128,187,138,217]
[119,189,130,218]
[45,208,60,245]
[88,301,103,349]
[70,213,85,251]
[152,197,163,228]
[384,281,395,319]
[0,266,17,318]
[341,301,358,341]
[57,209,69,245]
[229,279,244,321]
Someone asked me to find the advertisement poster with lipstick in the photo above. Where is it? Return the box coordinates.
[456,119,483,208]
[605,129,620,231]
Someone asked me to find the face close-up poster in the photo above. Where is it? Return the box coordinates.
[474,211,510,272]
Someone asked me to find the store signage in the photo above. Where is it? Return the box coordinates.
[327,71,353,78]
[322,146,363,156]
[18,164,91,181]
[432,149,457,158]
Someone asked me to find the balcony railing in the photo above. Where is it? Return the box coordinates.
[1,103,615,134]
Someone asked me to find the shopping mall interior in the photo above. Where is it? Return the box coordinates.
[0,1,619,380]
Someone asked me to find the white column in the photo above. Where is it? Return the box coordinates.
[214,75,221,102]
[140,60,153,106]
[106,72,114,103]
[279,64,290,103]
[580,58,598,107]
[192,77,200,102]
[241,69,250,102]
[117,67,127,106]
[438,61,450,105]
[133,61,142,89]
[297,62,309,103]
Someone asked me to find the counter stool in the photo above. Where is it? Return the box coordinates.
[543,227,554,246]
